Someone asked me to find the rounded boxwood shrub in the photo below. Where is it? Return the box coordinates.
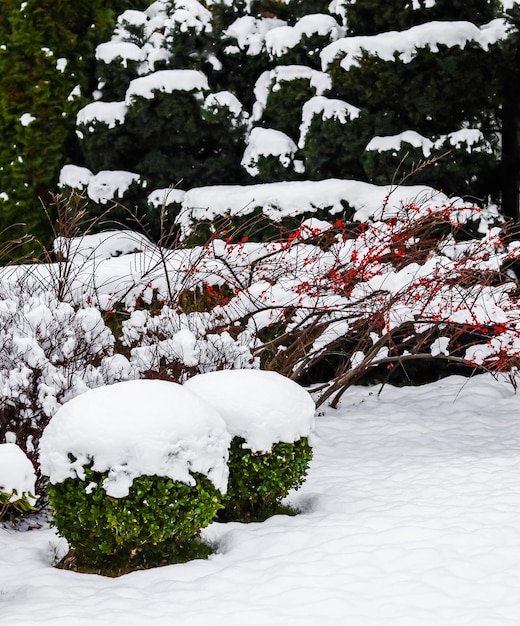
[223,435,313,521]
[184,369,315,521]
[39,379,230,575]
[46,468,222,574]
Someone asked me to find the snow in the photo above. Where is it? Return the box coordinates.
[203,91,246,125]
[59,165,144,205]
[39,379,231,497]
[53,230,154,261]
[224,16,287,56]
[147,187,186,207]
[252,65,331,122]
[174,178,481,236]
[321,19,510,72]
[58,164,93,190]
[265,14,344,57]
[166,0,212,35]
[86,170,141,204]
[125,70,209,103]
[4,374,520,624]
[56,58,67,73]
[19,113,35,127]
[76,101,127,130]
[241,127,302,176]
[184,370,315,451]
[95,41,146,67]
[299,95,360,148]
[366,129,492,157]
[0,444,36,505]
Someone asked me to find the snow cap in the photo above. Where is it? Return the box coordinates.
[184,369,315,452]
[0,444,37,505]
[39,379,230,497]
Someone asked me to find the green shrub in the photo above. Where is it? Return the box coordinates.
[0,490,36,522]
[219,436,313,522]
[46,467,222,576]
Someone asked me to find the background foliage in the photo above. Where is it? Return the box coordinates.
[2,0,518,248]
[0,0,148,251]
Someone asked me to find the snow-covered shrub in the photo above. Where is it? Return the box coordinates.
[121,304,257,381]
[40,380,230,574]
[362,129,497,200]
[171,191,520,409]
[0,443,37,522]
[0,285,117,482]
[6,181,520,506]
[184,369,315,521]
[221,436,312,521]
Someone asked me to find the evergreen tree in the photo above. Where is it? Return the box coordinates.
[314,0,505,202]
[36,0,520,239]
[0,0,147,252]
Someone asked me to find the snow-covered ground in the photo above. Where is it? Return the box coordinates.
[3,373,520,625]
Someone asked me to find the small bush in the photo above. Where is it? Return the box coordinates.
[47,467,222,576]
[0,490,36,523]
[219,436,313,522]
[0,442,38,522]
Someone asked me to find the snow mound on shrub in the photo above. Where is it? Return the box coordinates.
[184,370,315,452]
[0,444,37,505]
[39,379,230,498]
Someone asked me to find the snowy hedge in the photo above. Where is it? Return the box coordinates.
[39,374,315,571]
[185,369,315,520]
[4,179,520,508]
[53,0,519,237]
[40,379,230,572]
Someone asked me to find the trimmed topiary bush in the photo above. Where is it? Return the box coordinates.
[223,435,312,521]
[184,369,315,521]
[46,468,221,574]
[39,379,230,575]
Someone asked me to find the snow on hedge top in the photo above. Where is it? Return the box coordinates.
[366,128,492,156]
[39,379,231,497]
[77,101,127,130]
[252,65,332,122]
[242,127,302,176]
[174,179,485,236]
[53,230,154,261]
[0,444,37,505]
[321,19,509,71]
[125,69,208,103]
[265,14,345,57]
[299,96,360,148]
[184,370,315,452]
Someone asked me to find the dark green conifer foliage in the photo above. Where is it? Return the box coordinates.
[497,5,520,219]
[321,2,503,203]
[302,113,369,181]
[8,0,516,244]
[262,77,319,139]
[343,0,501,34]
[0,0,147,252]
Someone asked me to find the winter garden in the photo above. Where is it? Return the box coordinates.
[2,0,520,623]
